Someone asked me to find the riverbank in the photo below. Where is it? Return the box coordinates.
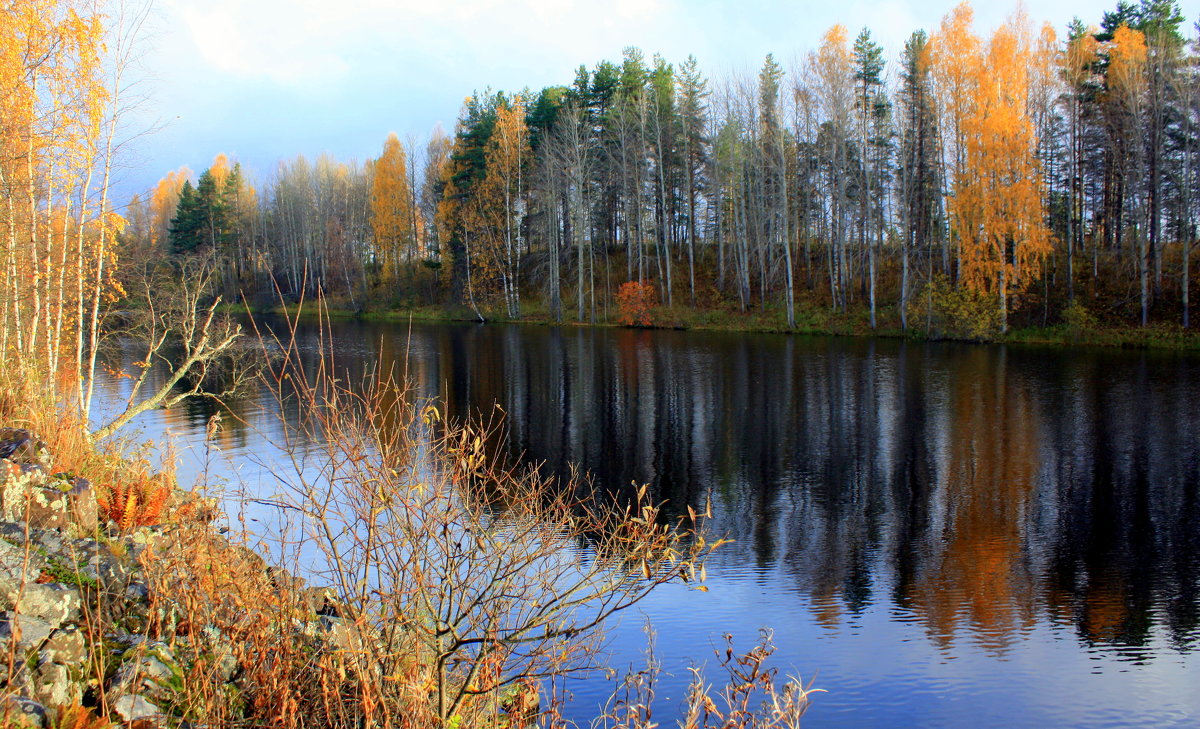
[0,428,369,729]
[243,301,1200,352]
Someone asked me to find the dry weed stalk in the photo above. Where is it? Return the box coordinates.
[595,630,820,729]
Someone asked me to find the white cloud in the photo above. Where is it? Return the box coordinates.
[178,2,352,86]
[169,0,678,89]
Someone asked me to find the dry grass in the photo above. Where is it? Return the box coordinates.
[592,630,821,729]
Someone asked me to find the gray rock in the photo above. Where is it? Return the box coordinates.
[303,585,344,617]
[0,611,55,651]
[0,696,47,728]
[125,581,150,601]
[29,661,82,710]
[110,642,180,703]
[318,615,368,653]
[111,694,166,723]
[28,529,64,555]
[0,475,72,531]
[129,526,167,546]
[0,538,47,584]
[0,466,95,532]
[17,464,47,480]
[42,624,87,664]
[197,626,239,682]
[63,480,97,534]
[0,429,53,469]
[81,547,132,589]
[0,521,27,543]
[0,582,82,626]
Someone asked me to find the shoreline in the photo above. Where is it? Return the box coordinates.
[229,302,1200,352]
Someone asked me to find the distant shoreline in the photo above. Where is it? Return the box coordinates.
[230,302,1200,352]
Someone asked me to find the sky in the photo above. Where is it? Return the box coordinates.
[115,0,1200,200]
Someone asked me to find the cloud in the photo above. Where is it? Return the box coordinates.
[178,2,352,86]
[171,0,679,90]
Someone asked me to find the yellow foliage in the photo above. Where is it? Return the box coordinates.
[1,0,132,387]
[1063,25,1100,89]
[616,281,657,327]
[1108,24,1148,101]
[931,7,1053,327]
[928,2,982,175]
[151,167,192,248]
[466,97,530,313]
[370,133,416,283]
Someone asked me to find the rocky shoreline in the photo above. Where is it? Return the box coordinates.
[0,428,356,728]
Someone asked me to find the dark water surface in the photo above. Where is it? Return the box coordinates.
[95,320,1200,728]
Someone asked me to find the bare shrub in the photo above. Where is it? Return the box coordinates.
[238,309,725,727]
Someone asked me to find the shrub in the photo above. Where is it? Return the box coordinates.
[615,281,657,327]
[1061,300,1099,334]
[907,274,1002,341]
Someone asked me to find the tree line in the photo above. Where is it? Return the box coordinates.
[126,0,1200,334]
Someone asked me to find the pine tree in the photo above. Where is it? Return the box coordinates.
[168,180,203,255]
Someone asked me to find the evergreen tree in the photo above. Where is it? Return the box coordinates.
[168,180,203,254]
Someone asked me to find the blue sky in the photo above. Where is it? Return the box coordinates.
[116,0,1200,200]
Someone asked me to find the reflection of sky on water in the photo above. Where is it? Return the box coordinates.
[92,321,1200,728]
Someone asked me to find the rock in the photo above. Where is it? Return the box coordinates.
[28,528,64,556]
[63,479,98,533]
[0,582,82,626]
[16,464,48,480]
[317,615,368,654]
[1,696,47,728]
[0,471,73,531]
[193,625,239,682]
[0,538,47,585]
[125,581,150,601]
[80,542,134,588]
[0,447,94,531]
[110,642,181,703]
[0,521,27,544]
[23,486,72,531]
[303,585,344,617]
[0,611,55,652]
[0,429,52,469]
[42,624,87,665]
[29,660,82,710]
[129,526,167,546]
[111,694,166,724]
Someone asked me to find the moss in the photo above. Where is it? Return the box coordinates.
[41,555,99,590]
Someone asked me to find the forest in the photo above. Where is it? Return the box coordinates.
[47,1,1191,343]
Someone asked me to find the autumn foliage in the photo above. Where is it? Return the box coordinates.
[96,464,173,531]
[1,0,131,426]
[930,4,1054,330]
[370,132,417,283]
[616,281,657,327]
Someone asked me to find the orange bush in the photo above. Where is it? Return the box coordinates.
[615,281,656,327]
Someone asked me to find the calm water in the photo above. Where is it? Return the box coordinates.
[94,320,1200,728]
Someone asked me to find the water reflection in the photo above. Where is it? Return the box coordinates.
[96,320,1200,726]
[342,323,1198,657]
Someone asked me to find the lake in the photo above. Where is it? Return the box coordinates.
[92,319,1200,728]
